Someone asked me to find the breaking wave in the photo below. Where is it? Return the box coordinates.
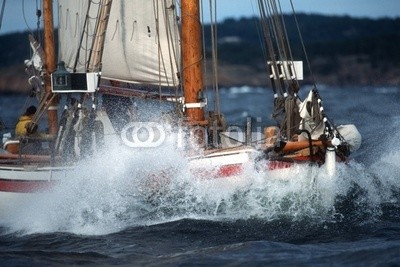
[1,124,399,236]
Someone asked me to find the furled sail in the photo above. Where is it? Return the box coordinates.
[58,0,181,87]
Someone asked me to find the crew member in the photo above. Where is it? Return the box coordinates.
[15,105,37,137]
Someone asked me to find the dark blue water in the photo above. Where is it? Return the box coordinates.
[0,86,400,266]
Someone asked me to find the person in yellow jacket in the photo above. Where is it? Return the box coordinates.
[15,105,37,137]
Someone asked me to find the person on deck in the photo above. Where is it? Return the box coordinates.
[15,105,42,154]
[15,105,37,137]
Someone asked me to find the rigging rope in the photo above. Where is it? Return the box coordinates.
[70,1,92,72]
[259,0,303,97]
[21,0,33,34]
[163,1,182,100]
[154,0,182,100]
[35,0,41,38]
[276,0,300,94]
[257,0,276,95]
[258,0,311,139]
[208,0,221,116]
[0,0,5,30]
[268,0,290,95]
[154,0,164,98]
[258,0,285,96]
[289,0,317,88]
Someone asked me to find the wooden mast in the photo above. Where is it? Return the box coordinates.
[43,0,58,135]
[181,0,206,126]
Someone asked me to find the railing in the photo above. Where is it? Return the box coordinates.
[1,135,58,165]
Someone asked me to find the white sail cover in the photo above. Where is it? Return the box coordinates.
[58,0,181,87]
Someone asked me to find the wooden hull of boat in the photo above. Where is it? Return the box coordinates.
[0,146,329,214]
[0,166,70,196]
[0,165,70,214]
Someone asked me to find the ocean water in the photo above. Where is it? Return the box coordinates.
[0,86,399,266]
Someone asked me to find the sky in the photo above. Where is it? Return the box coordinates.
[0,0,399,35]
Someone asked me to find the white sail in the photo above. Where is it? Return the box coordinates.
[57,0,181,87]
[57,1,97,73]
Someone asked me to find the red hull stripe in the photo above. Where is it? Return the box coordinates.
[194,160,294,180]
[0,178,55,193]
[267,161,294,170]
[0,159,302,193]
[216,164,243,177]
[191,164,244,179]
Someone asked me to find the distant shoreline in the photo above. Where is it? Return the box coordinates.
[1,14,400,93]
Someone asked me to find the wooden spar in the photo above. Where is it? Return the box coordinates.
[43,0,58,135]
[88,0,113,72]
[181,0,206,125]
[281,140,327,152]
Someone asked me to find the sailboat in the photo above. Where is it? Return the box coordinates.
[0,0,361,213]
